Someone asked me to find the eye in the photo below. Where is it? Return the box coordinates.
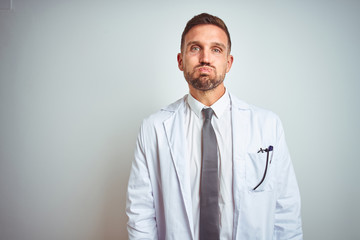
[212,48,222,53]
[190,46,200,52]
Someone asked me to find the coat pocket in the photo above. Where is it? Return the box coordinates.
[246,152,273,192]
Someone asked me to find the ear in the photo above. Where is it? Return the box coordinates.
[226,54,234,73]
[177,53,184,71]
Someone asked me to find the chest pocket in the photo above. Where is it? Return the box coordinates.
[246,151,274,192]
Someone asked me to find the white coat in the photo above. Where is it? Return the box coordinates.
[126,93,302,240]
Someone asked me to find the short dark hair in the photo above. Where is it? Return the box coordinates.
[180,13,231,53]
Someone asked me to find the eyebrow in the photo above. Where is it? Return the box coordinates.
[186,41,227,50]
[212,42,227,50]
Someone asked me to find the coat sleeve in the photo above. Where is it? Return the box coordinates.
[273,120,303,240]
[126,123,158,239]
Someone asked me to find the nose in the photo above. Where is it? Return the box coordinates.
[199,49,211,65]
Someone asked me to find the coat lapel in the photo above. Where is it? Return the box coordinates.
[163,97,194,239]
[229,93,251,238]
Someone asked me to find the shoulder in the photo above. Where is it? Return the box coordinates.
[229,92,286,145]
[230,92,282,127]
[141,95,187,128]
[231,92,279,116]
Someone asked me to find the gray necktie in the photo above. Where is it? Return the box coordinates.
[200,108,219,240]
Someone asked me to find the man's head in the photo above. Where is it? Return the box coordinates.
[177,13,233,93]
[180,13,232,54]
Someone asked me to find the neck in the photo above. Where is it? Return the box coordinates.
[189,83,226,106]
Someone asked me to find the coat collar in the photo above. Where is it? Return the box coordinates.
[161,92,251,112]
[229,92,251,111]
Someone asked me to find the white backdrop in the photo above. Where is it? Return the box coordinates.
[0,0,359,239]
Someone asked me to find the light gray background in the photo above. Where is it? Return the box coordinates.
[1,0,359,239]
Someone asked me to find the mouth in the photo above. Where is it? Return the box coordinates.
[196,66,213,73]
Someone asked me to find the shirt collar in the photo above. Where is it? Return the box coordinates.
[187,88,230,119]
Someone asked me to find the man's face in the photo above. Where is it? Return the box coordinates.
[177,24,233,92]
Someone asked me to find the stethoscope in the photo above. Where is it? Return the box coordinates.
[253,145,273,191]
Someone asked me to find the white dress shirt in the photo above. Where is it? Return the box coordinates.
[185,90,233,240]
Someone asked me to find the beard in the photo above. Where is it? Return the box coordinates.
[184,67,226,91]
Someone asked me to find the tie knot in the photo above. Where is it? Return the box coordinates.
[202,108,214,120]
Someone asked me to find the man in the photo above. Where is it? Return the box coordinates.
[126,13,302,240]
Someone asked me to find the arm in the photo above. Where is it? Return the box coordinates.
[273,122,303,240]
[126,124,158,239]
